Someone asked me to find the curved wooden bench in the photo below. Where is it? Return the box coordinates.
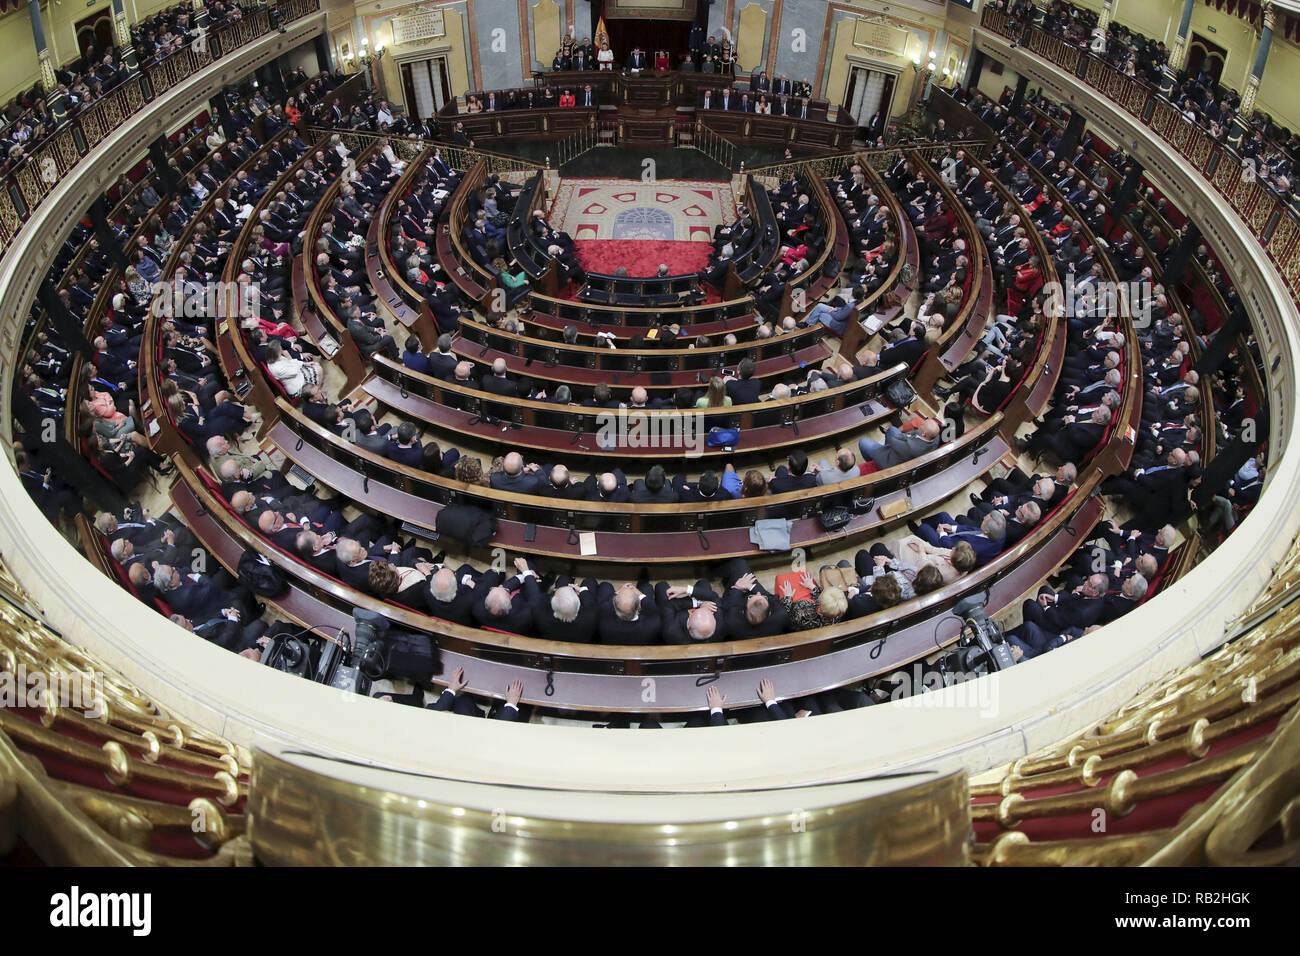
[450,317,830,391]
[168,453,1105,711]
[366,141,441,350]
[907,147,993,395]
[363,353,906,461]
[270,394,1008,559]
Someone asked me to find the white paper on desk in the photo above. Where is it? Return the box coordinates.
[578,532,597,556]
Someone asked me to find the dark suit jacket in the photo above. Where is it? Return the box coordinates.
[596,582,661,645]
[720,582,788,638]
[725,377,761,405]
[425,564,479,626]
[525,577,598,643]
[656,581,727,645]
[470,570,534,634]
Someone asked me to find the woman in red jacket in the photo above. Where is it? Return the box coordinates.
[559,89,576,107]
[1006,256,1044,315]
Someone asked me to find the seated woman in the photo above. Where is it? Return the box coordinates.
[367,559,435,612]
[251,222,290,259]
[455,455,491,487]
[241,314,317,353]
[756,96,772,115]
[655,49,669,71]
[894,536,977,586]
[168,392,252,445]
[694,376,733,409]
[1006,255,1044,315]
[83,387,142,444]
[285,100,302,124]
[780,242,808,266]
[491,256,530,307]
[559,89,576,107]
[263,340,321,398]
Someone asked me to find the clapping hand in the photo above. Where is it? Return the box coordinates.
[733,572,757,591]
[505,679,524,708]
[447,666,468,693]
[706,685,725,710]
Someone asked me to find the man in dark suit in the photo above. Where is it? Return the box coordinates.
[1005,621,1092,661]
[490,452,542,494]
[471,568,535,635]
[718,561,788,638]
[1098,573,1149,623]
[629,464,677,503]
[385,422,424,467]
[724,357,761,405]
[1022,404,1111,462]
[153,565,254,622]
[480,358,518,401]
[656,580,727,644]
[171,611,269,656]
[425,334,459,379]
[425,563,480,626]
[526,569,599,644]
[585,470,630,502]
[596,581,661,645]
[769,450,819,494]
[348,316,397,359]
[915,509,1007,567]
[401,336,432,374]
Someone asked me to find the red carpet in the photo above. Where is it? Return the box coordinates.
[574,239,712,277]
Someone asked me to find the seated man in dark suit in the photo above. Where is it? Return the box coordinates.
[490,451,542,494]
[1022,404,1110,462]
[385,421,424,467]
[585,469,630,502]
[769,450,820,494]
[724,357,761,405]
[718,560,788,638]
[655,580,727,644]
[152,565,255,623]
[470,568,536,635]
[425,563,480,625]
[596,580,661,645]
[1006,621,1096,661]
[426,334,459,379]
[630,464,678,503]
[171,610,270,657]
[914,509,1007,568]
[524,564,599,644]
[348,314,398,359]
[401,335,432,374]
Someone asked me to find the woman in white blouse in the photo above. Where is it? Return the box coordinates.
[597,41,614,70]
[263,341,321,397]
